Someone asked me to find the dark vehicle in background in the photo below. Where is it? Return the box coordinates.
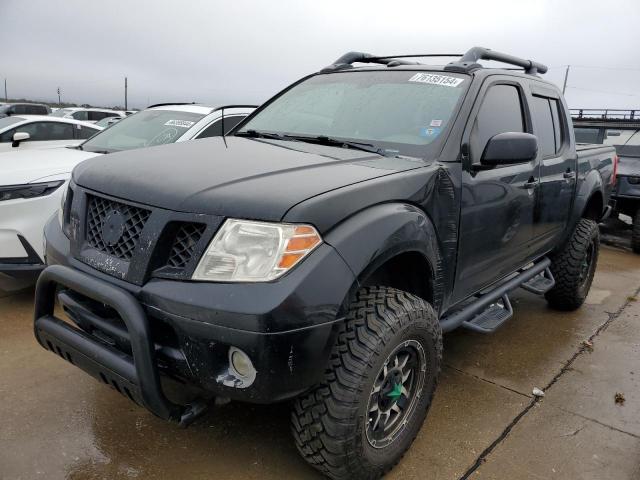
[35,48,615,479]
[573,109,640,250]
[0,102,51,117]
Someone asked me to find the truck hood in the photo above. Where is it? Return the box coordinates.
[0,147,100,185]
[73,136,426,221]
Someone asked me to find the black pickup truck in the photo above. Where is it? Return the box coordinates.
[35,47,616,479]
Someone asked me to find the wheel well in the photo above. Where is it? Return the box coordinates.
[583,192,603,221]
[360,252,434,304]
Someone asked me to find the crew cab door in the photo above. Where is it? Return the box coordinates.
[453,78,539,301]
[528,85,575,251]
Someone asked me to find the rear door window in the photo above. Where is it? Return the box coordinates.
[26,105,47,115]
[549,99,565,154]
[531,96,555,157]
[72,110,89,121]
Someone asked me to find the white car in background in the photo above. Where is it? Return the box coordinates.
[94,116,122,128]
[0,103,256,291]
[50,107,125,123]
[0,115,102,153]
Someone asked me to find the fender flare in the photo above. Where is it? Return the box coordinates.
[323,203,446,313]
[568,169,604,233]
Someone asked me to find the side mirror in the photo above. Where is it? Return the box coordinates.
[12,131,30,148]
[481,132,538,166]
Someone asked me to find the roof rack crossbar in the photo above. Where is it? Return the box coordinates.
[322,47,548,76]
[445,47,547,75]
[369,54,464,60]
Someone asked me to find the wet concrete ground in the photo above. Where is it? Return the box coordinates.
[2,229,640,479]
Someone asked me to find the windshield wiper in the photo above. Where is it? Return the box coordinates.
[235,129,284,140]
[283,134,384,156]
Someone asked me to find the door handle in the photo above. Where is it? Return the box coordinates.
[523,177,537,189]
[563,171,576,180]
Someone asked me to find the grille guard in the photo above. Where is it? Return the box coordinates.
[33,264,189,423]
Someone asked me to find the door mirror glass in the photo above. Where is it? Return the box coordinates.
[12,131,30,146]
[481,132,538,166]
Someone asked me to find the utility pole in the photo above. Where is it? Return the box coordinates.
[562,65,570,95]
[57,87,61,105]
[4,78,7,102]
[124,76,128,110]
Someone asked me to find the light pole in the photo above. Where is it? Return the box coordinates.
[562,65,570,95]
[57,87,61,105]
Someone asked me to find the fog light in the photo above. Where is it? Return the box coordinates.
[229,347,256,381]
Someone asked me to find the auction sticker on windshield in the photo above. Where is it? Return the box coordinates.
[408,73,464,87]
[164,120,195,128]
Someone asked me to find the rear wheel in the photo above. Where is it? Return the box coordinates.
[291,286,442,480]
[631,209,640,253]
[545,218,599,310]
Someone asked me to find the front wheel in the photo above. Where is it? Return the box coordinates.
[291,286,442,480]
[545,218,599,311]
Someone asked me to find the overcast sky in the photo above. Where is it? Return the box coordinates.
[2,0,639,110]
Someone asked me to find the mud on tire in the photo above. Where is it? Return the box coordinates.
[291,286,442,480]
[545,218,599,311]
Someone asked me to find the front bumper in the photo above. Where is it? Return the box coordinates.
[0,185,64,289]
[36,215,356,419]
[0,234,44,291]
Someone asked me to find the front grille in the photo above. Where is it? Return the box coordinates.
[86,195,151,260]
[166,223,206,268]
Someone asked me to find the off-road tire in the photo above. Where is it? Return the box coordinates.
[631,210,640,253]
[291,286,442,480]
[545,218,599,310]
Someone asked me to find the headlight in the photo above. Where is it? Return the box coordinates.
[192,219,322,282]
[57,183,69,228]
[0,180,64,202]
[628,177,640,185]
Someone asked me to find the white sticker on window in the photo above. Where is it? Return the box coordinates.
[430,119,443,127]
[164,120,195,128]
[408,73,464,87]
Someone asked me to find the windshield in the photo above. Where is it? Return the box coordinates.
[81,109,205,153]
[0,116,23,129]
[238,70,469,157]
[50,108,74,117]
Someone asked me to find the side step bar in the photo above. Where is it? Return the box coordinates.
[440,258,551,333]
[462,295,513,333]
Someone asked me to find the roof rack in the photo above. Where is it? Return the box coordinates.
[321,47,547,75]
[321,52,462,73]
[445,47,547,75]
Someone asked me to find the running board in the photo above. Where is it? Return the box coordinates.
[462,295,513,333]
[440,258,551,333]
[521,267,555,294]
